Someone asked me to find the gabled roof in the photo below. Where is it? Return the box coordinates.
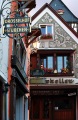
[49,0,78,22]
[32,3,78,38]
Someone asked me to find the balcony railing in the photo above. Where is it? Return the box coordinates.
[30,68,74,77]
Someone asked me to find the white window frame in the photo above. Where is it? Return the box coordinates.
[39,24,54,39]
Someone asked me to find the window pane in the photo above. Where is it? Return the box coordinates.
[43,59,46,68]
[54,99,72,110]
[64,56,67,68]
[47,26,52,34]
[41,26,46,34]
[57,56,62,72]
[47,57,53,68]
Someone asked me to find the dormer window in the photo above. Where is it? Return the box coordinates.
[57,9,64,15]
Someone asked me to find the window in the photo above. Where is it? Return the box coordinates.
[41,56,53,69]
[40,52,73,74]
[40,25,53,39]
[54,99,72,110]
[41,25,52,34]
[57,56,68,72]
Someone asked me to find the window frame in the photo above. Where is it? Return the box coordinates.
[39,24,54,39]
[39,50,74,75]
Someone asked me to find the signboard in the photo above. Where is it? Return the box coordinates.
[31,69,45,77]
[4,17,30,24]
[3,11,31,36]
[4,26,30,34]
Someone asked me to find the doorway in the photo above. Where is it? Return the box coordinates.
[30,96,75,120]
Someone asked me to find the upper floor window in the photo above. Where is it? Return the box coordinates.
[41,56,53,69]
[57,56,68,73]
[40,51,73,75]
[40,25,53,39]
[41,55,71,74]
[30,50,74,76]
[41,25,52,34]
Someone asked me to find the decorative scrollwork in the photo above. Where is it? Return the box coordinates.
[0,0,27,18]
[0,0,30,39]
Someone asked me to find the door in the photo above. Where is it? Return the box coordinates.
[30,96,75,120]
[30,96,50,120]
[52,97,75,120]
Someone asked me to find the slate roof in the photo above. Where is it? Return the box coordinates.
[49,0,78,22]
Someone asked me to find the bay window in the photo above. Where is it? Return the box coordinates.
[40,52,73,75]
[30,50,74,76]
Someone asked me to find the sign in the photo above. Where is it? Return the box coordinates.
[4,17,31,24]
[3,11,31,37]
[4,27,30,34]
[68,92,76,96]
[31,69,45,77]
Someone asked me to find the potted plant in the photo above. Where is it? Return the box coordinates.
[61,68,69,73]
[47,68,53,73]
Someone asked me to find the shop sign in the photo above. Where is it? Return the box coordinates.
[4,26,30,33]
[4,17,30,24]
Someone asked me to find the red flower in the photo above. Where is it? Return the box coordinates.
[41,34,52,39]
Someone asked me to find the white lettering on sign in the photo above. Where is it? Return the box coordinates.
[68,92,76,96]
[4,27,29,33]
[4,17,30,24]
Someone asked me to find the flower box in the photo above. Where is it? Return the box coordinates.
[40,34,53,39]
[61,68,69,73]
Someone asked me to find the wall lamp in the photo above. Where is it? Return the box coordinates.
[31,40,40,54]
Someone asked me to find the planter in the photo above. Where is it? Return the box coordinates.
[40,38,52,40]
[40,34,53,39]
